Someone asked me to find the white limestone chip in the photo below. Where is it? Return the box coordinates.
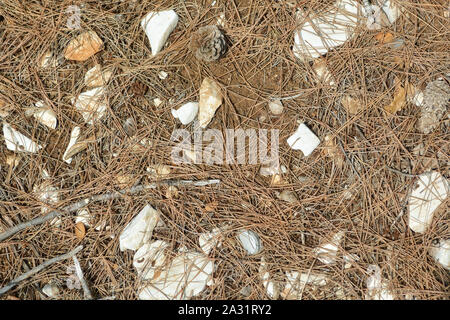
[72,87,108,124]
[428,239,450,270]
[287,123,320,156]
[314,231,345,265]
[282,271,328,299]
[198,227,224,255]
[259,257,279,299]
[62,126,81,164]
[3,122,43,153]
[408,171,448,234]
[171,102,199,125]
[25,101,57,129]
[133,240,170,279]
[119,204,161,251]
[198,77,223,128]
[365,265,394,300]
[42,283,60,298]
[141,10,179,56]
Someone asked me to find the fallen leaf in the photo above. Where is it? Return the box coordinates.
[375,32,394,44]
[75,222,86,240]
[384,85,406,114]
[64,31,103,61]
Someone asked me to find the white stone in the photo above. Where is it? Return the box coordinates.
[286,123,320,156]
[408,171,448,234]
[365,265,394,300]
[293,0,360,61]
[154,98,163,107]
[198,78,223,128]
[26,101,57,129]
[198,227,224,255]
[72,87,108,124]
[237,229,262,255]
[3,122,43,153]
[62,127,81,164]
[119,204,161,251]
[33,181,60,215]
[268,99,283,115]
[133,240,169,279]
[84,64,112,88]
[412,91,424,107]
[171,102,199,125]
[259,257,279,299]
[158,71,168,80]
[139,251,214,300]
[314,231,345,265]
[75,208,92,227]
[381,0,402,24]
[282,271,327,299]
[141,10,179,56]
[42,283,60,298]
[428,239,450,270]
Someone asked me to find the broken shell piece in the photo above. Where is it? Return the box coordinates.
[293,0,360,61]
[62,127,84,164]
[190,25,227,62]
[282,271,328,300]
[141,10,179,56]
[365,265,394,300]
[199,227,224,255]
[64,31,103,61]
[314,231,345,265]
[119,204,161,251]
[259,257,279,299]
[133,240,170,279]
[277,190,298,204]
[153,98,163,107]
[42,283,60,298]
[139,251,214,300]
[237,229,262,255]
[343,253,359,269]
[158,71,168,80]
[313,58,335,86]
[428,239,450,270]
[75,208,92,227]
[287,123,320,157]
[198,78,223,128]
[171,102,199,125]
[72,87,108,124]
[25,101,57,129]
[3,122,43,153]
[40,51,58,69]
[33,181,60,215]
[407,171,448,234]
[84,64,113,88]
[268,99,283,115]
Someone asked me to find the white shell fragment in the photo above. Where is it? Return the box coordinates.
[139,251,214,300]
[407,171,449,234]
[268,99,283,115]
[314,231,345,265]
[282,271,328,299]
[313,58,336,86]
[259,257,279,299]
[293,0,360,61]
[33,181,60,215]
[428,239,450,270]
[141,10,179,56]
[365,265,394,300]
[198,227,224,255]
[237,229,262,255]
[62,127,81,164]
[84,64,112,88]
[198,78,223,128]
[171,102,199,125]
[42,283,60,298]
[158,71,168,80]
[75,208,92,227]
[287,123,320,156]
[119,204,161,251]
[25,101,57,129]
[2,122,43,153]
[72,87,108,124]
[133,240,170,279]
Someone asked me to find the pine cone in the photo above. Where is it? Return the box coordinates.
[189,25,226,62]
[417,79,450,134]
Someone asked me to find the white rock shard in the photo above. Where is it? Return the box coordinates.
[141,10,179,56]
[25,101,57,129]
[428,239,450,270]
[286,123,320,156]
[407,171,448,234]
[42,283,60,298]
[282,271,328,299]
[75,208,92,227]
[198,227,224,255]
[198,78,223,128]
[33,181,60,215]
[133,240,170,279]
[119,204,161,251]
[314,231,345,265]
[139,251,214,300]
[84,64,112,88]
[293,0,360,61]
[72,87,108,124]
[237,229,262,255]
[365,265,394,300]
[268,99,283,115]
[259,257,279,299]
[62,127,81,164]
[2,122,43,153]
[171,102,199,125]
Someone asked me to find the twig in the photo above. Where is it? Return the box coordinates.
[0,179,220,242]
[385,166,420,178]
[72,255,92,300]
[0,246,83,297]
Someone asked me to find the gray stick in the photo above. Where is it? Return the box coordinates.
[0,246,83,297]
